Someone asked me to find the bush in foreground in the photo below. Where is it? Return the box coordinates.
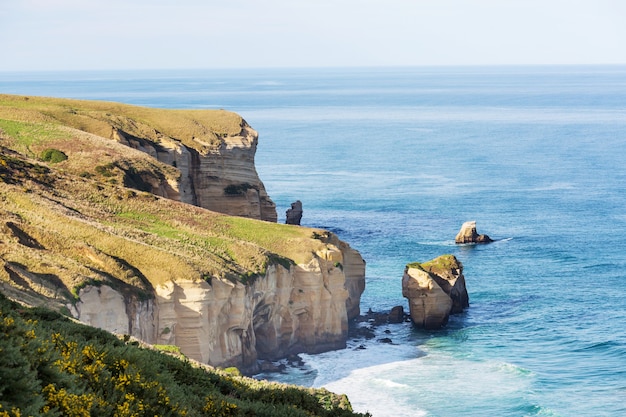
[0,292,369,417]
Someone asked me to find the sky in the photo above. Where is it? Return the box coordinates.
[1,0,625,71]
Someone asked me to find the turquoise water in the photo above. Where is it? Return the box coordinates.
[2,66,626,416]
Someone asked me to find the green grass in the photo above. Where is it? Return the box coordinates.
[0,119,67,154]
[116,210,185,240]
[153,344,183,355]
[0,143,333,306]
[407,254,460,273]
[0,93,245,153]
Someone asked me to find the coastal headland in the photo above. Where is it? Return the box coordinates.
[0,94,365,373]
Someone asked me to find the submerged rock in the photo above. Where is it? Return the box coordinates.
[401,255,469,329]
[455,220,493,244]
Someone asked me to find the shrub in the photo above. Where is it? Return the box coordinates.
[95,163,116,177]
[224,183,256,196]
[0,292,371,417]
[40,148,68,164]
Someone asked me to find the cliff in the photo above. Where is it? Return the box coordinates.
[0,94,277,221]
[0,95,365,371]
[70,234,364,369]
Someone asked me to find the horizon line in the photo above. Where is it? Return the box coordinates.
[2,63,626,75]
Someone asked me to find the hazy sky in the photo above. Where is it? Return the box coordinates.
[1,0,625,71]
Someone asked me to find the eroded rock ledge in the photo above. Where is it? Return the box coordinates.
[113,120,277,222]
[71,234,365,373]
[401,255,469,329]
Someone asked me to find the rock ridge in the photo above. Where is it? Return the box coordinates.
[70,234,365,372]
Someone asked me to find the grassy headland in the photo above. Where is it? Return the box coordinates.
[0,95,330,309]
[0,94,369,416]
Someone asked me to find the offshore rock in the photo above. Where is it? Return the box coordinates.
[401,255,469,329]
[388,305,405,323]
[286,200,303,225]
[455,221,493,244]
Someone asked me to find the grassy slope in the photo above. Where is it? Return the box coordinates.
[0,93,243,152]
[0,95,328,309]
[0,95,370,417]
[0,292,369,417]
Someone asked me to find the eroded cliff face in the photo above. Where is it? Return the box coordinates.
[113,121,277,222]
[71,237,365,370]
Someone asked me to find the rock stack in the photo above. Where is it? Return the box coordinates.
[401,255,469,329]
[286,200,303,225]
[455,221,492,244]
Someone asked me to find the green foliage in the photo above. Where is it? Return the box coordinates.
[39,148,68,163]
[94,163,116,177]
[407,254,460,273]
[0,149,52,186]
[0,292,370,417]
[224,183,257,196]
[0,119,66,152]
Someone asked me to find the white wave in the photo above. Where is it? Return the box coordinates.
[528,182,576,191]
[416,240,458,247]
[300,343,539,416]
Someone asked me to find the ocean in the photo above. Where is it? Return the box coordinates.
[2,66,626,416]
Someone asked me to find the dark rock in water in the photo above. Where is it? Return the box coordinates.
[355,344,367,350]
[285,200,303,225]
[384,329,391,334]
[258,360,282,373]
[378,337,393,344]
[287,354,305,367]
[402,254,470,329]
[388,305,405,323]
[455,220,493,244]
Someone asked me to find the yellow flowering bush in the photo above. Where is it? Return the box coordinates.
[0,292,370,416]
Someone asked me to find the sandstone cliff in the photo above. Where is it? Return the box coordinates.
[0,94,277,221]
[112,121,277,222]
[402,255,469,329]
[0,96,366,371]
[70,236,365,370]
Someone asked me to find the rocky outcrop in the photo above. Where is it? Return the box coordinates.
[455,221,493,244]
[388,305,405,324]
[71,236,365,371]
[113,121,277,222]
[401,255,469,329]
[286,200,303,225]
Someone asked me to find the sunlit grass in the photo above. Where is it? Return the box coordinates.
[0,93,244,152]
[0,119,68,155]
